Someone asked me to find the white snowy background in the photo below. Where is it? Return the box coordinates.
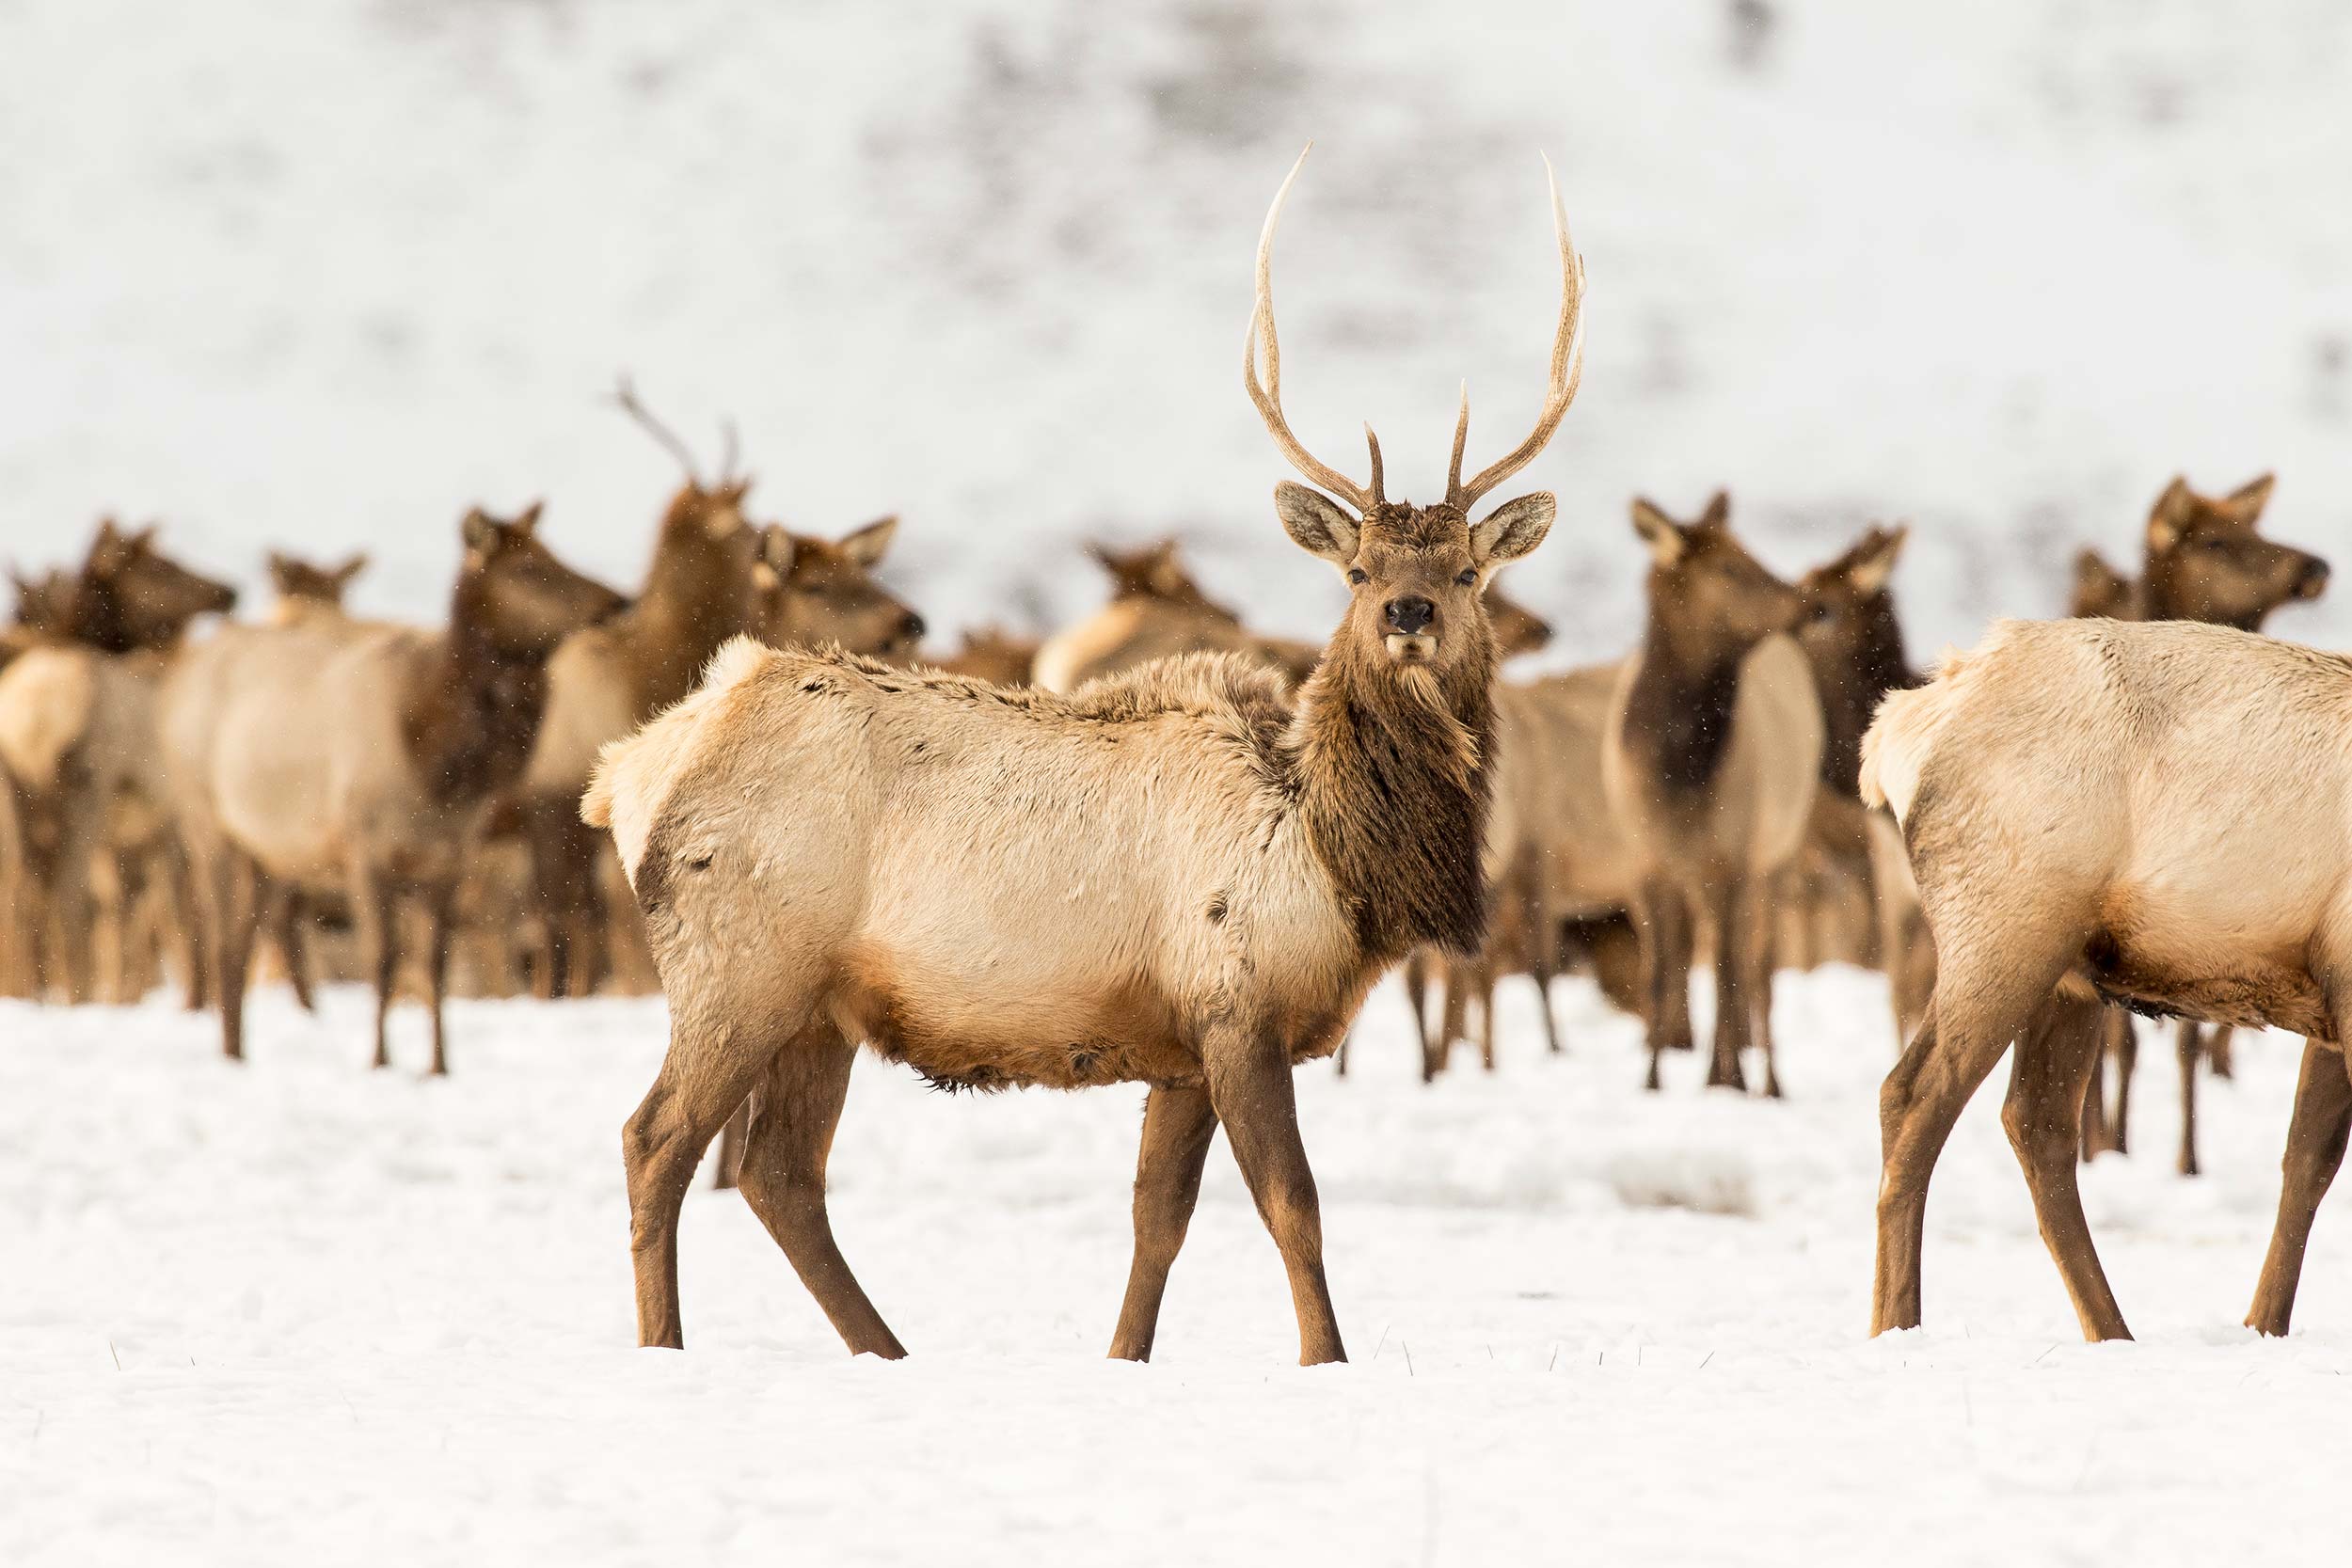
[6,2,2352,1564]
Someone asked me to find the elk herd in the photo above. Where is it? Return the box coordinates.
[6,148,2349,1364]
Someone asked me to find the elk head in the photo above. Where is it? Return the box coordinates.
[10,566,80,633]
[1629,493,1807,665]
[267,549,369,608]
[1483,583,1553,660]
[752,516,926,660]
[2139,474,2328,630]
[76,518,239,651]
[1087,539,1225,613]
[1247,145,1580,692]
[458,503,628,658]
[2070,547,2139,620]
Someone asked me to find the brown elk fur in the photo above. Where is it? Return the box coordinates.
[927,625,1042,686]
[1604,493,1823,1097]
[1862,617,2352,1340]
[584,145,1583,1361]
[164,505,625,1069]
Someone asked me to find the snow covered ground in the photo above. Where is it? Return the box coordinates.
[5,970,2345,1565]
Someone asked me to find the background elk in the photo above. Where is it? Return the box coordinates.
[0,522,237,1002]
[164,504,626,1069]
[1861,616,2352,1341]
[584,146,1582,1361]
[265,550,370,623]
[1032,537,1320,692]
[1604,494,1823,1097]
[2060,475,2329,1173]
[927,625,1042,686]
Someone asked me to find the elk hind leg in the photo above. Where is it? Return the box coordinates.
[1108,1083,1219,1361]
[2174,1018,2203,1178]
[2246,1039,2351,1336]
[2002,993,2131,1341]
[1874,923,2075,1335]
[734,1022,906,1358]
[1207,1029,1344,1365]
[623,1006,788,1350]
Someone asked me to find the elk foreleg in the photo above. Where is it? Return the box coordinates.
[1705,875,1751,1092]
[735,1024,906,1358]
[273,886,317,1015]
[2002,993,2131,1341]
[1207,1029,1344,1365]
[422,880,453,1077]
[351,862,401,1070]
[1634,879,1692,1092]
[2246,1039,2352,1337]
[214,848,264,1063]
[1108,1083,1219,1361]
[2174,1018,2203,1177]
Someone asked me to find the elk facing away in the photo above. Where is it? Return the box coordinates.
[1603,494,1822,1096]
[583,146,1585,1360]
[1863,617,2352,1340]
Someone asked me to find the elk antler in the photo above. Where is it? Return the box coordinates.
[1447,153,1585,512]
[1245,144,1375,514]
[610,373,708,489]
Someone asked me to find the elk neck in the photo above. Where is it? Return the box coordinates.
[1818,596,1915,796]
[400,572,558,809]
[626,501,755,707]
[1623,608,1753,798]
[1283,626,1497,964]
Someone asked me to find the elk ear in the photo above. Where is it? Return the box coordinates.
[1630,499,1687,566]
[1275,482,1358,566]
[333,552,370,587]
[2221,472,2276,526]
[1471,492,1556,566]
[512,500,545,537]
[2147,477,2196,553]
[1699,491,1732,531]
[460,508,498,554]
[1849,524,1908,594]
[1144,543,1191,598]
[758,525,797,578]
[839,515,899,568]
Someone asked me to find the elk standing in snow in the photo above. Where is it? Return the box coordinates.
[1603,494,1822,1096]
[2063,476,2328,1172]
[1862,615,2352,1338]
[584,146,1584,1359]
[164,504,625,1069]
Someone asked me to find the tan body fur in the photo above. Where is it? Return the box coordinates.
[1861,616,2352,1341]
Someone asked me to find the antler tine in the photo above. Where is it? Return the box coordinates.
[1452,153,1586,510]
[1244,143,1373,513]
[608,373,707,490]
[1364,424,1386,506]
[1445,381,1470,507]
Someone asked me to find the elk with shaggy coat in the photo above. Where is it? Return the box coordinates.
[1604,494,1822,1096]
[584,146,1584,1360]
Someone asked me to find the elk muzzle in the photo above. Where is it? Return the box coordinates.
[1383,595,1437,662]
[2295,556,2330,601]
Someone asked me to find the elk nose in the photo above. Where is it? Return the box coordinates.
[1383,596,1435,635]
[899,610,927,641]
[2296,559,2330,598]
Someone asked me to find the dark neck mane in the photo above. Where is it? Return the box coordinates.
[1623,615,1744,797]
[400,579,556,809]
[1285,632,1497,965]
[1819,597,1916,795]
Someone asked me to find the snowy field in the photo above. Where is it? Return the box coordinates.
[5,971,2346,1566]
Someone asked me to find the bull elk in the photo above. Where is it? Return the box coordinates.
[583,145,1585,1360]
[164,505,626,1069]
[1863,616,2352,1340]
[1603,494,1823,1097]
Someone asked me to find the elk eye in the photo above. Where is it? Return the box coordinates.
[1347,568,1368,585]
[1455,568,1477,586]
